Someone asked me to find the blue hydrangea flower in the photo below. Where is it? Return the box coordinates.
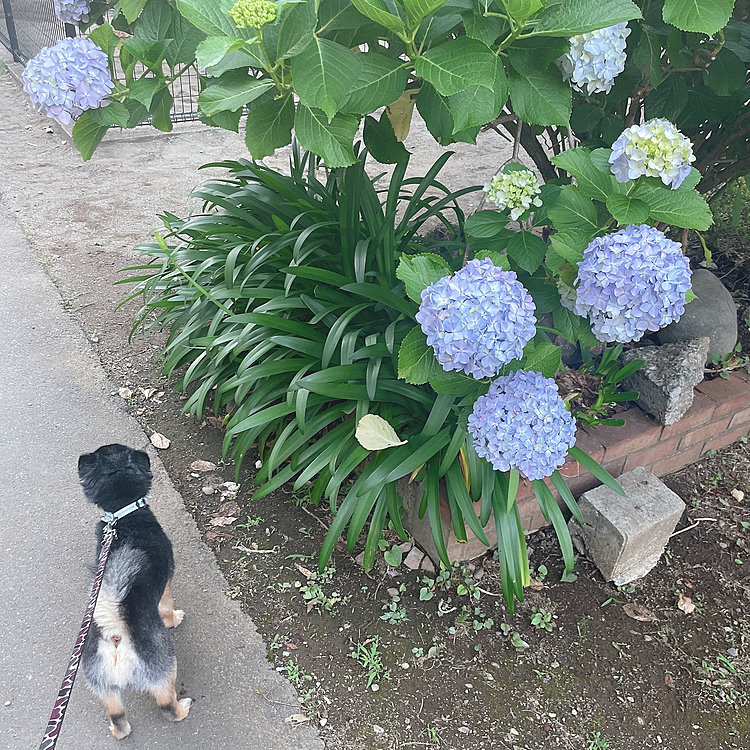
[573,225,692,343]
[468,370,576,480]
[558,23,630,95]
[22,37,113,125]
[53,0,90,24]
[416,258,537,380]
[609,119,696,189]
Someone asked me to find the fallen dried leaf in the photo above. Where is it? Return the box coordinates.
[296,564,313,579]
[527,578,545,591]
[215,500,241,517]
[664,674,676,689]
[205,529,233,541]
[190,459,217,472]
[118,387,132,399]
[206,416,225,429]
[677,595,696,614]
[285,714,309,725]
[209,516,237,527]
[285,643,298,650]
[731,488,745,502]
[623,603,656,622]
[150,432,170,449]
[139,387,157,400]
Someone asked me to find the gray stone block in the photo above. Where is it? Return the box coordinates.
[622,338,709,425]
[568,466,685,585]
[657,269,738,359]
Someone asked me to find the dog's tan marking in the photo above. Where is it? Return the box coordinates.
[102,692,131,740]
[152,667,192,722]
[158,580,185,628]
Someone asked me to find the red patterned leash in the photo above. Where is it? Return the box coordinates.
[39,496,149,750]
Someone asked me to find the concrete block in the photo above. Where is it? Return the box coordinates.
[568,466,685,585]
[622,338,709,425]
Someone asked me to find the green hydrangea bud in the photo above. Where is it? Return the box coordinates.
[483,169,542,221]
[229,0,277,30]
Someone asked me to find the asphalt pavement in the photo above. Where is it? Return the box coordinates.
[0,199,322,749]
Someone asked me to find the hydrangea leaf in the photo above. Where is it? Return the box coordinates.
[291,37,363,120]
[244,94,295,158]
[507,231,547,274]
[662,0,734,36]
[415,83,481,145]
[508,37,569,75]
[549,229,592,265]
[606,194,651,225]
[130,77,163,109]
[644,75,688,122]
[552,147,624,202]
[637,184,713,230]
[448,59,507,133]
[398,325,441,385]
[633,27,664,87]
[363,113,410,164]
[705,49,747,97]
[88,23,120,59]
[463,11,503,46]
[196,36,249,70]
[87,101,131,128]
[396,254,452,303]
[675,167,701,191]
[533,0,641,37]
[350,0,405,34]
[508,67,571,127]
[275,0,317,60]
[166,13,207,67]
[121,0,148,24]
[294,105,359,167]
[401,0,449,28]
[72,111,109,161]
[136,0,174,43]
[339,55,410,115]
[429,369,485,397]
[547,185,599,233]
[465,210,510,240]
[176,0,250,38]
[590,148,613,173]
[199,76,275,115]
[150,87,174,132]
[474,250,511,271]
[522,342,562,379]
[355,415,408,451]
[415,37,496,97]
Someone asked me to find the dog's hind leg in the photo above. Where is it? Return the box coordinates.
[158,580,185,628]
[101,692,132,739]
[152,667,192,722]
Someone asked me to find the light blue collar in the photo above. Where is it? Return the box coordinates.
[101,495,150,527]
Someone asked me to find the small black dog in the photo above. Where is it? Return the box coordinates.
[78,444,191,739]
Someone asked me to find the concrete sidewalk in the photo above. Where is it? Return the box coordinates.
[0,200,322,749]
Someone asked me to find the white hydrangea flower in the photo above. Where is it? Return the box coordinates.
[483,169,542,221]
[609,119,696,189]
[558,23,630,95]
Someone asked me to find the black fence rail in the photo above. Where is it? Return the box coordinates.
[0,0,200,123]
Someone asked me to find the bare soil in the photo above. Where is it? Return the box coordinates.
[2,59,749,750]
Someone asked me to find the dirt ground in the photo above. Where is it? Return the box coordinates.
[2,56,749,750]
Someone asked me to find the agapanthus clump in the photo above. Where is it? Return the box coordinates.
[558,22,630,95]
[468,370,576,481]
[609,119,695,189]
[483,169,542,220]
[416,259,536,380]
[573,224,692,343]
[53,0,90,24]
[229,0,277,29]
[22,37,113,125]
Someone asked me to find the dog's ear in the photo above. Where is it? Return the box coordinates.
[131,449,151,472]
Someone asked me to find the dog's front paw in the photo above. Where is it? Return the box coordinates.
[109,718,132,740]
[162,609,185,628]
[175,697,192,721]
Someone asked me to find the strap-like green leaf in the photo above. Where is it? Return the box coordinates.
[568,445,626,496]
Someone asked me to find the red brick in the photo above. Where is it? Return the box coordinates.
[573,428,605,464]
[583,408,662,462]
[603,456,626,479]
[651,442,704,477]
[623,436,680,472]
[695,374,750,418]
[517,477,534,502]
[729,404,750,430]
[518,496,546,533]
[567,470,600,497]
[679,415,732,449]
[702,425,750,455]
[660,391,716,439]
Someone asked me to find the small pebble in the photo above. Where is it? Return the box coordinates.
[371,684,379,692]
[373,724,384,733]
[401,663,409,669]
[202,486,216,495]
[319,718,327,727]
[4,701,10,707]
[458,726,470,734]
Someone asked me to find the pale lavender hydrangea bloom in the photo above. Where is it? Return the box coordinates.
[416,259,537,380]
[558,23,630,95]
[483,169,542,221]
[573,224,692,343]
[609,119,696,189]
[53,0,91,24]
[22,37,113,125]
[468,370,576,480]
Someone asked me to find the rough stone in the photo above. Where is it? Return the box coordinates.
[403,546,425,570]
[622,338,709,425]
[657,269,738,359]
[568,466,685,585]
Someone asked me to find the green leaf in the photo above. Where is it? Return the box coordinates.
[463,11,503,46]
[396,254,452,303]
[196,36,248,70]
[568,445,625,496]
[550,229,591,265]
[638,184,713,230]
[429,369,483,397]
[87,102,131,128]
[402,0,449,27]
[166,13,206,67]
[508,36,569,75]
[363,113,410,164]
[706,49,747,97]
[522,342,562,378]
[606,193,651,225]
[398,325,441,385]
[415,37,496,97]
[340,55,410,114]
[121,0,148,23]
[350,0,405,34]
[506,231,547,274]
[291,37,362,120]
[88,23,120,59]
[662,0,734,36]
[590,148,613,173]
[150,87,174,132]
[72,112,109,161]
[447,60,504,133]
[276,0,317,60]
[534,0,641,37]
[136,0,173,43]
[129,77,163,109]
[508,67,571,127]
[244,93,295,158]
[632,27,664,88]
[551,147,624,202]
[199,76,275,115]
[294,105,359,167]
[474,250,511,270]
[548,186,599,233]
[465,210,511,240]
[176,0,252,38]
[645,75,688,121]
[383,544,403,567]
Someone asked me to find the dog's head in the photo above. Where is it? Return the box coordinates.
[78,444,152,512]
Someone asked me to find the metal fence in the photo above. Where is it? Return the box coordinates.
[0,0,200,123]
